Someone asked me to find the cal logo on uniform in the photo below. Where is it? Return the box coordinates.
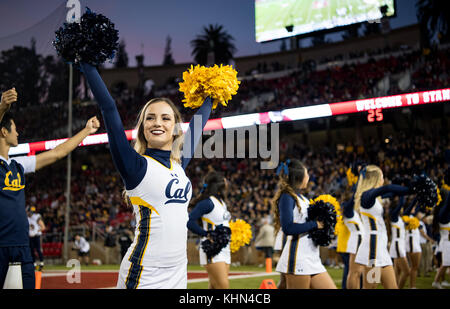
[3,171,25,191]
[165,173,191,205]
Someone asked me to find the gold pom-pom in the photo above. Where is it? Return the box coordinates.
[229,219,252,253]
[402,216,420,230]
[346,168,358,187]
[179,64,240,110]
[442,182,450,192]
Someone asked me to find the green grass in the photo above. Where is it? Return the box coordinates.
[43,264,446,289]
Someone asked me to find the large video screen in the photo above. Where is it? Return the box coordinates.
[255,0,396,42]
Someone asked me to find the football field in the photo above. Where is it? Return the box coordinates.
[255,0,395,42]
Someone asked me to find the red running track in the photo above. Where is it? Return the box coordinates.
[41,271,251,289]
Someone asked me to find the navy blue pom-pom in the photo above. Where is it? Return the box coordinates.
[201,225,231,259]
[410,174,438,211]
[307,200,337,247]
[53,8,119,66]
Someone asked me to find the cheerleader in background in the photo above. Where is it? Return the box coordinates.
[432,189,450,289]
[335,193,353,289]
[403,198,422,289]
[353,165,414,289]
[187,171,231,289]
[342,193,365,289]
[271,159,336,289]
[273,229,287,289]
[388,196,410,289]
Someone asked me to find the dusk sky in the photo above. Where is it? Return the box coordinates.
[0,0,418,67]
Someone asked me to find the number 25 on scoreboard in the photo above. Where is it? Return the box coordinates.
[367,109,383,122]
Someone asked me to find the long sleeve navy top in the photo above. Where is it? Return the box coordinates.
[187,199,214,237]
[278,193,318,235]
[81,63,212,190]
[343,195,355,219]
[361,184,410,209]
[389,196,405,223]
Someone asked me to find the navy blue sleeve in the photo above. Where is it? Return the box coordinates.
[361,184,410,209]
[390,196,405,222]
[181,97,213,169]
[279,193,318,235]
[403,197,418,216]
[81,63,146,190]
[343,195,355,218]
[439,192,450,224]
[187,199,214,236]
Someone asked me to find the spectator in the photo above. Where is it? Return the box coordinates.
[254,216,275,268]
[73,234,90,266]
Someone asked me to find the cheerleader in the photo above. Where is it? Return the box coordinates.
[432,189,450,288]
[388,196,410,289]
[353,165,413,289]
[273,229,287,289]
[187,171,231,289]
[403,198,422,289]
[271,159,336,289]
[81,63,212,289]
[341,194,365,289]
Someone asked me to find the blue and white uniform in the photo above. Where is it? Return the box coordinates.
[355,184,410,267]
[187,196,231,265]
[275,193,326,275]
[389,197,406,259]
[342,196,364,255]
[273,230,287,252]
[82,63,212,289]
[438,192,450,266]
[0,155,36,289]
[405,218,422,254]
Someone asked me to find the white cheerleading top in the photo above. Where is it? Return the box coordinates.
[276,194,326,275]
[126,156,192,267]
[201,196,231,231]
[28,213,43,237]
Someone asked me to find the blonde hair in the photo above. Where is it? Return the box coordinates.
[132,98,184,163]
[123,98,184,206]
[354,165,383,212]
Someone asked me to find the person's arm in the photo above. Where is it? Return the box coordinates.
[187,199,214,237]
[279,193,319,235]
[343,195,355,218]
[181,97,213,169]
[361,184,410,209]
[81,63,147,190]
[390,196,405,223]
[419,225,435,243]
[403,197,418,216]
[35,116,100,171]
[438,192,450,224]
[0,88,17,122]
[38,218,46,232]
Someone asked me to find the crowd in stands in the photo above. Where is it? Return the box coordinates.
[30,128,449,246]
[11,45,450,143]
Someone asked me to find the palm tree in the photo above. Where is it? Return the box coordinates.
[190,24,236,66]
[416,0,450,45]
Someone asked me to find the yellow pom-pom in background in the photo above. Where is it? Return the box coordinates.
[402,216,420,230]
[179,64,240,110]
[346,168,358,187]
[229,219,252,253]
